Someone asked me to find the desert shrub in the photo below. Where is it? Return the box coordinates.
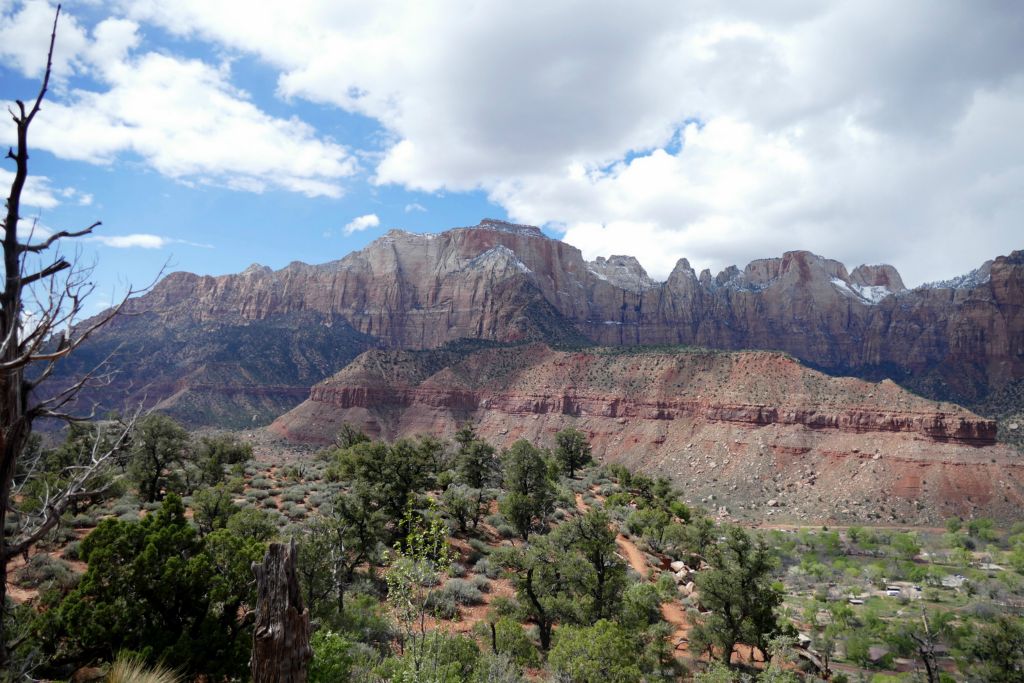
[16,554,75,589]
[45,525,78,545]
[247,489,269,501]
[425,590,459,619]
[444,578,484,606]
[492,617,540,667]
[281,487,307,503]
[468,538,491,556]
[449,562,468,578]
[70,513,97,529]
[62,541,81,561]
[249,477,272,489]
[495,522,516,539]
[655,571,678,599]
[106,655,181,683]
[470,575,491,593]
[110,501,137,517]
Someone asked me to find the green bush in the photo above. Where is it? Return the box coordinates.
[425,590,459,619]
[443,578,484,606]
[309,630,355,683]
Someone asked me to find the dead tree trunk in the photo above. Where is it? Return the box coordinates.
[251,539,312,683]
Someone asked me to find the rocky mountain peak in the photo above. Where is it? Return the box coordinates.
[472,218,547,238]
[850,264,906,292]
[587,255,657,292]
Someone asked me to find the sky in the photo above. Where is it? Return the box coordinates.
[2,0,1022,308]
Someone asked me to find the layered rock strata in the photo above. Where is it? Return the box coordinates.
[66,219,1023,424]
[271,344,1024,523]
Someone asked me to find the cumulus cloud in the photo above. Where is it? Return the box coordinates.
[1,3,356,198]
[8,1,1024,283]
[342,213,380,236]
[404,202,426,213]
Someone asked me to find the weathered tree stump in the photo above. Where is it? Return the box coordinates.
[251,539,312,683]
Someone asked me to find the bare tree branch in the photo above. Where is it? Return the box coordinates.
[18,222,100,254]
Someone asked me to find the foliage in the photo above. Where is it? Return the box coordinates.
[386,505,454,676]
[106,654,182,683]
[128,414,191,503]
[194,434,252,486]
[498,440,556,540]
[963,614,1024,682]
[492,534,575,650]
[332,437,441,524]
[309,630,356,683]
[225,506,277,542]
[554,427,592,478]
[548,619,644,683]
[50,495,262,678]
[454,423,500,489]
[191,484,240,536]
[556,507,627,622]
[690,526,783,665]
[297,490,386,624]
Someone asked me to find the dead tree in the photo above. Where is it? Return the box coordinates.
[251,539,312,683]
[1,5,146,665]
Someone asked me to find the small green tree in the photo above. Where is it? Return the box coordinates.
[191,484,240,536]
[385,504,453,675]
[297,490,385,621]
[498,440,555,541]
[53,495,261,677]
[128,414,191,502]
[557,508,626,622]
[548,620,643,683]
[964,614,1024,683]
[493,535,575,651]
[194,434,252,486]
[333,437,438,524]
[690,526,782,665]
[441,484,479,533]
[454,423,499,489]
[554,427,592,478]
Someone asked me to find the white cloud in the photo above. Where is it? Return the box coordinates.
[0,1,89,82]
[7,1,1024,282]
[404,202,426,213]
[1,3,357,198]
[88,233,212,249]
[0,167,93,210]
[114,0,1024,284]
[342,213,380,236]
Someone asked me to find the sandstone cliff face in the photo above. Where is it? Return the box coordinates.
[122,220,1023,403]
[68,219,1022,426]
[270,344,1024,524]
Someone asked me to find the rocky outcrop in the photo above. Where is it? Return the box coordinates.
[270,344,1024,523]
[65,219,1023,425]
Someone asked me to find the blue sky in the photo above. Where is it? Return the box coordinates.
[3,1,1022,307]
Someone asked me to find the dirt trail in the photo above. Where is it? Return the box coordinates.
[574,492,690,652]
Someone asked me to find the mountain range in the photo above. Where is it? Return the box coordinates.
[59,218,1022,426]
[51,218,1024,520]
